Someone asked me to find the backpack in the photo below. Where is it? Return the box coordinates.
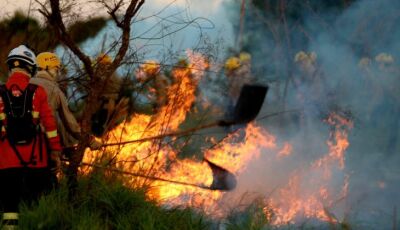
[0,84,39,146]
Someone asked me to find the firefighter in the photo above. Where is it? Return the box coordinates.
[293,50,327,108]
[31,52,102,154]
[375,52,395,72]
[293,51,330,142]
[294,51,318,90]
[224,52,252,101]
[91,53,130,136]
[294,51,317,76]
[223,52,253,138]
[135,60,170,113]
[0,45,62,228]
[373,53,399,154]
[30,52,80,156]
[224,52,253,117]
[358,56,383,120]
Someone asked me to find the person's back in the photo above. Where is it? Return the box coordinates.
[30,52,81,149]
[0,45,62,228]
[135,60,170,113]
[91,53,128,136]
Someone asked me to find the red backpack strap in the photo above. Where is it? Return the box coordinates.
[0,85,6,140]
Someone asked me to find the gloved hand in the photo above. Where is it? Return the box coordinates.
[89,136,103,150]
[49,150,61,173]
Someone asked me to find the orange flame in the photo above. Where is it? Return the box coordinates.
[277,142,293,159]
[267,113,352,225]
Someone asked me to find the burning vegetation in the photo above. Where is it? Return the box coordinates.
[78,50,356,226]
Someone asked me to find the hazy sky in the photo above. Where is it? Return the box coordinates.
[1,0,233,36]
[1,0,42,19]
[1,0,234,55]
[1,0,226,17]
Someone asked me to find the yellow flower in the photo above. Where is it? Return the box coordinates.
[224,57,241,71]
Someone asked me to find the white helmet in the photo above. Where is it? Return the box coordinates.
[6,45,37,75]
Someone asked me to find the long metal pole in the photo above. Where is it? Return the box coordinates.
[79,161,214,190]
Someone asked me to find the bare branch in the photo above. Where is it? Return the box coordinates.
[35,0,50,16]
[103,0,124,27]
[40,0,94,77]
[112,0,145,71]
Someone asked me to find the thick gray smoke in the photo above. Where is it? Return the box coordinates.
[215,0,400,228]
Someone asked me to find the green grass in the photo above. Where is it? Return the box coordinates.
[225,199,272,230]
[1,170,388,230]
[14,172,211,230]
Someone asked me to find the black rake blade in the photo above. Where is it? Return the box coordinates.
[205,158,237,191]
[219,84,268,126]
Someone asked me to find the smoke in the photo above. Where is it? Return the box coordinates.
[215,0,400,227]
[303,2,400,226]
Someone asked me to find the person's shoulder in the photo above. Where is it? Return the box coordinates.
[31,78,63,92]
[29,77,47,89]
[31,84,49,98]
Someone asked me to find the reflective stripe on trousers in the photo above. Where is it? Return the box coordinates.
[2,212,18,229]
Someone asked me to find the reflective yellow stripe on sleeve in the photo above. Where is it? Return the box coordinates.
[46,130,58,138]
[0,113,5,120]
[32,111,39,119]
[2,212,19,220]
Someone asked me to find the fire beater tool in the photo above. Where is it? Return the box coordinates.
[103,84,269,147]
[76,157,236,191]
[77,84,268,191]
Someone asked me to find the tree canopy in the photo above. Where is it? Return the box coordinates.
[0,11,107,79]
